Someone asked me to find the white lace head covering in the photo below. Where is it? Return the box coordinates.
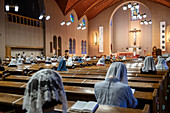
[122,56,126,60]
[25,57,31,63]
[57,56,62,62]
[156,58,168,70]
[8,59,17,66]
[86,58,91,61]
[93,56,97,59]
[105,62,128,84]
[97,58,105,65]
[17,57,23,65]
[66,57,73,66]
[23,69,67,113]
[142,56,156,72]
[82,56,86,60]
[45,57,51,62]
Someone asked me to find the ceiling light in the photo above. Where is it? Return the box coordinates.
[135,3,139,9]
[131,6,134,11]
[143,13,147,18]
[128,3,132,8]
[123,5,127,10]
[149,20,152,24]
[140,21,144,25]
[139,15,142,19]
[5,5,10,11]
[137,13,140,18]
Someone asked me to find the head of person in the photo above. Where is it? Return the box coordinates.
[142,56,156,72]
[105,62,128,84]
[22,69,67,113]
[156,58,168,70]
[57,60,67,71]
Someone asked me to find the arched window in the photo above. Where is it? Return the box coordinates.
[69,38,72,54]
[73,39,76,54]
[81,40,84,54]
[84,41,87,54]
[58,36,62,56]
[53,36,57,55]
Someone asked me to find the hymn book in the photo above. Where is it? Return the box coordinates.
[70,101,99,113]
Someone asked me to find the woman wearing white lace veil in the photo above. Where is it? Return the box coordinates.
[8,59,17,67]
[96,58,105,66]
[140,56,156,74]
[156,58,168,70]
[17,57,23,65]
[94,62,137,108]
[66,57,74,66]
[23,69,67,113]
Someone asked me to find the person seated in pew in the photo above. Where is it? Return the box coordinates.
[36,56,41,61]
[112,55,116,60]
[41,56,46,61]
[105,55,111,61]
[45,57,52,64]
[30,53,34,62]
[82,56,86,60]
[8,59,17,67]
[51,55,57,62]
[24,57,31,64]
[96,58,105,66]
[6,57,10,61]
[57,60,67,71]
[66,57,74,66]
[86,57,91,61]
[156,58,168,70]
[0,58,5,71]
[140,56,157,74]
[122,56,126,60]
[78,57,84,63]
[57,56,63,62]
[93,56,97,60]
[17,57,23,65]
[23,69,67,113]
[94,62,138,108]
[74,56,79,61]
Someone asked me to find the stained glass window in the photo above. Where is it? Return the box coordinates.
[69,38,72,54]
[73,39,76,54]
[81,40,84,54]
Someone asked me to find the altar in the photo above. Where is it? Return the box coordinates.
[115,52,134,58]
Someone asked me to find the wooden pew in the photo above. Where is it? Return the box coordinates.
[0,92,150,113]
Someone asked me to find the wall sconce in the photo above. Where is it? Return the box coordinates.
[94,32,98,45]
[61,21,65,25]
[5,4,19,12]
[39,11,50,20]
[66,21,71,26]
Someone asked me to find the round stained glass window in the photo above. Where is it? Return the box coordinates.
[70,14,74,22]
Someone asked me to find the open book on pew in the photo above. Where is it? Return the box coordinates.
[69,101,99,113]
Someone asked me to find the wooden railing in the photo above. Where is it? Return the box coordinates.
[5,12,42,28]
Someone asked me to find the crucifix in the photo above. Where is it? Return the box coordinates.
[129,28,141,46]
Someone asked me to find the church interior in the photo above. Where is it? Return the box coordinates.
[0,0,170,113]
